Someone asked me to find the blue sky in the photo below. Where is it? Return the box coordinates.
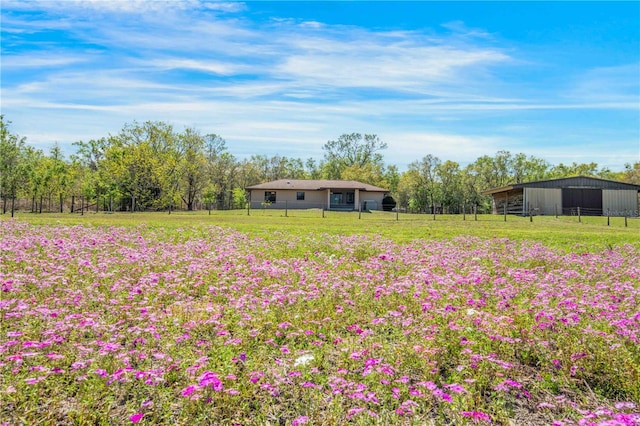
[1,1,639,171]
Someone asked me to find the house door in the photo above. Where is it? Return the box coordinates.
[346,192,355,205]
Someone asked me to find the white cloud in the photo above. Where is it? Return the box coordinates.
[565,63,640,103]
[1,55,87,68]
[1,0,244,14]
[382,132,504,166]
[145,58,241,75]
[1,1,637,171]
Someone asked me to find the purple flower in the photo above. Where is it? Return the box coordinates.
[130,413,144,423]
[291,416,309,426]
[181,385,196,397]
[462,411,491,423]
[198,372,223,391]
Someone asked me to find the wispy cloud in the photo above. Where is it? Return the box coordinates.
[565,63,640,103]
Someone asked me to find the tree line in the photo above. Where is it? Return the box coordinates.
[1,115,638,215]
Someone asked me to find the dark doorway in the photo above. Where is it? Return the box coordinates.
[562,188,602,215]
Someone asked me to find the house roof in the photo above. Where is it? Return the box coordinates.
[482,176,640,195]
[246,179,388,192]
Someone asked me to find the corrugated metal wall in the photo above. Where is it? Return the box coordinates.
[523,188,561,215]
[602,190,639,216]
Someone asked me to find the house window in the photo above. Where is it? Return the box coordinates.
[264,191,276,203]
[296,192,305,200]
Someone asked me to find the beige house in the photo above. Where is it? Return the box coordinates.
[246,179,389,211]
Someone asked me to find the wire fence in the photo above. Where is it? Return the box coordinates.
[2,197,638,228]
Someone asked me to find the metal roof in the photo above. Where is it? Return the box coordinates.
[245,179,389,192]
[482,176,640,195]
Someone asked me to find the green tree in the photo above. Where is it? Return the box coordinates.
[340,162,388,188]
[0,116,29,215]
[305,158,322,179]
[412,154,441,213]
[322,133,387,179]
[177,128,207,211]
[384,165,400,194]
[205,134,238,209]
[436,160,462,213]
[619,162,640,184]
[106,121,180,211]
[45,144,70,213]
[72,138,109,212]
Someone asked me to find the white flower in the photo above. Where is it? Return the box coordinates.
[294,354,314,367]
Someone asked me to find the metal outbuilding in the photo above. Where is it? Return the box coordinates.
[482,176,640,217]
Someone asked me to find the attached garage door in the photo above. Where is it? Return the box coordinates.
[562,188,602,216]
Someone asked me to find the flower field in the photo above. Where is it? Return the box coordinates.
[1,220,639,425]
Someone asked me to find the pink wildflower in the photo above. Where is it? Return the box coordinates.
[181,385,196,397]
[291,416,309,426]
[130,413,144,423]
[462,411,491,422]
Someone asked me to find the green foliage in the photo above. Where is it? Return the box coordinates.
[0,115,634,215]
[322,133,388,179]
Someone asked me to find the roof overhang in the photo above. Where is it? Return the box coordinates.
[481,185,516,195]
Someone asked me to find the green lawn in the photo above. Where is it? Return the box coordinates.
[4,209,638,251]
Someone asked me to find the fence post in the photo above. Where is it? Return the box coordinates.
[607,209,610,226]
[322,207,325,218]
[529,208,533,222]
[81,196,84,216]
[463,203,466,221]
[285,200,288,218]
[504,204,507,222]
[625,215,628,228]
[555,204,558,218]
[358,202,361,220]
[578,206,581,223]
[396,206,399,221]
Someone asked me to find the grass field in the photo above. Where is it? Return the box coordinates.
[10,209,640,250]
[1,211,639,425]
